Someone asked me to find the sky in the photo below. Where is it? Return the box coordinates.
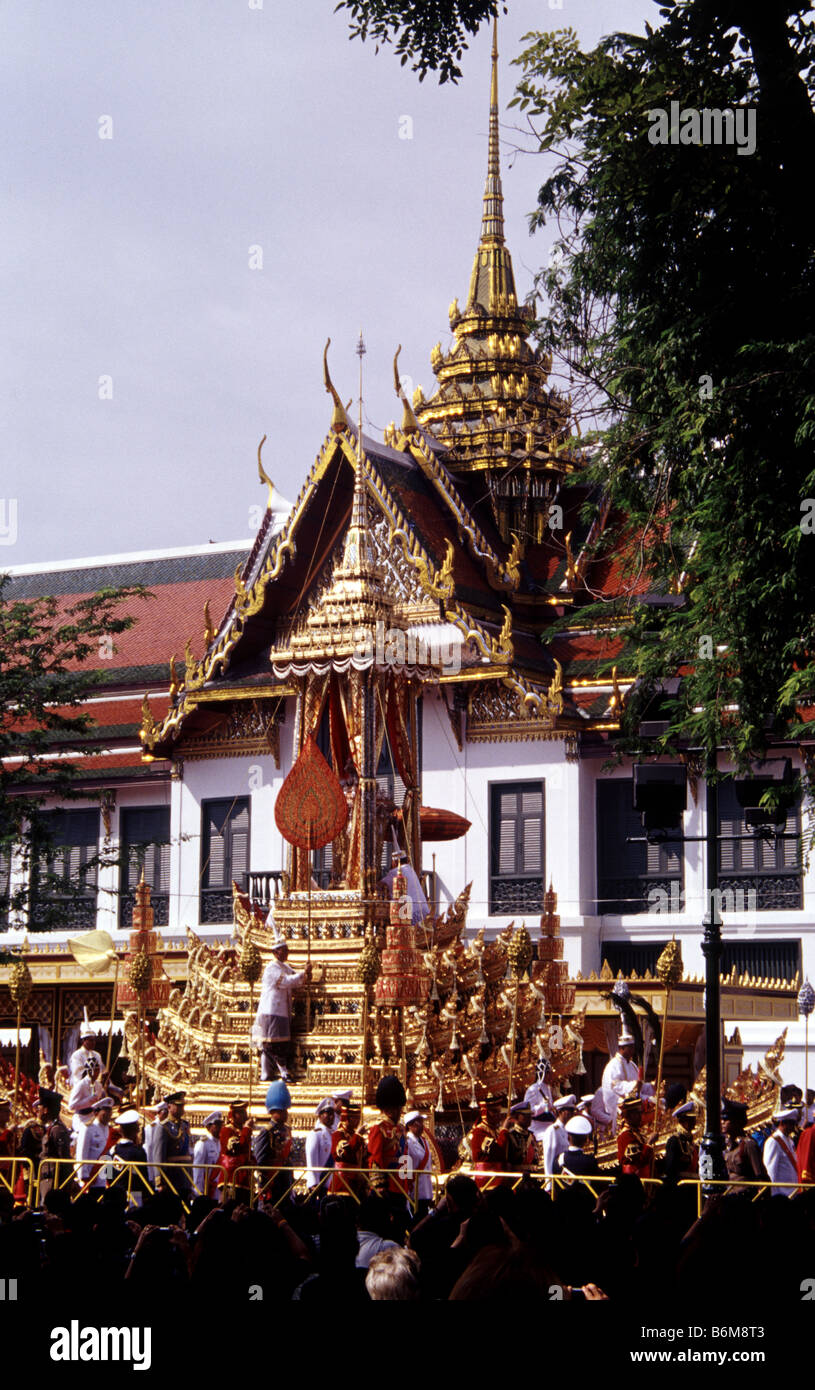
[1,0,658,567]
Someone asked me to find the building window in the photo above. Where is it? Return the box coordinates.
[201,798,250,923]
[490,782,545,914]
[601,940,669,977]
[717,781,802,910]
[596,779,683,916]
[30,809,100,931]
[720,939,801,981]
[119,807,171,927]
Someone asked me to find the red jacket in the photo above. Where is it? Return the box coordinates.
[367,1116,407,1195]
[797,1126,815,1184]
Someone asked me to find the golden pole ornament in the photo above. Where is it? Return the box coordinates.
[8,958,33,1121]
[505,925,533,1115]
[238,940,262,1112]
[650,937,684,1175]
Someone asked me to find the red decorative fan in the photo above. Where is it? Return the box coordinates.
[274,734,349,849]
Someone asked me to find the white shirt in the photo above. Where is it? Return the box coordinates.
[75,1120,109,1186]
[144,1119,166,1184]
[764,1128,798,1193]
[305,1123,335,1189]
[68,1075,104,1118]
[255,958,306,1022]
[69,1045,104,1082]
[193,1134,222,1196]
[355,1232,399,1269]
[406,1130,433,1201]
[601,1054,640,1134]
[589,1092,615,1130]
[524,1081,555,1142]
[541,1119,570,1175]
[380,864,429,925]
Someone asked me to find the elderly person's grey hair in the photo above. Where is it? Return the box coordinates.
[365,1246,421,1301]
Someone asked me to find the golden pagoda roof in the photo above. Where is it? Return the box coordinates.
[415,20,575,534]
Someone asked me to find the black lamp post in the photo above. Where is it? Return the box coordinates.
[698,753,727,1187]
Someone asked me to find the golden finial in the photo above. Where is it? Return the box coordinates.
[169,654,179,700]
[506,531,522,586]
[564,530,578,585]
[257,434,274,508]
[203,601,216,648]
[323,338,352,433]
[610,664,623,712]
[184,640,197,684]
[393,345,418,434]
[140,693,155,745]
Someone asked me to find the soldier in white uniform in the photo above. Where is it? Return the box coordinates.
[68,1061,105,1145]
[193,1111,223,1198]
[252,934,310,1082]
[75,1097,113,1188]
[69,1015,104,1084]
[524,1061,555,1146]
[144,1102,169,1186]
[305,1099,336,1192]
[541,1095,577,1176]
[600,1029,641,1135]
[763,1106,800,1194]
[404,1110,433,1219]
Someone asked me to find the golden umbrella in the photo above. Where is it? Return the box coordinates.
[67,929,120,1071]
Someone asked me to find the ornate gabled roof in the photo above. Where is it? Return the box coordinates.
[414,20,576,546]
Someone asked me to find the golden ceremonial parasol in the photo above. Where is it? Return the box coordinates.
[67,929,120,1071]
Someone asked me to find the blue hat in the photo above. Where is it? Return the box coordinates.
[510,1100,532,1115]
[266,1081,291,1111]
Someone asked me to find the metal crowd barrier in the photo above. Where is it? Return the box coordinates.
[0,1156,34,1206]
[9,1157,808,1217]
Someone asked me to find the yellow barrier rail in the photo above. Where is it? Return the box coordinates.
[11,1157,809,1217]
[0,1156,34,1206]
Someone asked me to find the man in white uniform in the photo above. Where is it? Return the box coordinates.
[75,1097,113,1189]
[524,1061,555,1146]
[305,1099,336,1193]
[380,850,429,926]
[252,933,310,1082]
[763,1106,800,1194]
[68,1061,105,1145]
[600,1029,641,1135]
[144,1101,169,1186]
[69,1016,104,1084]
[404,1110,433,1218]
[541,1095,577,1176]
[193,1111,223,1198]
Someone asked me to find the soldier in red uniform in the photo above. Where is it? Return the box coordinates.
[468,1095,508,1189]
[219,1099,254,1201]
[331,1095,367,1197]
[617,1094,655,1179]
[367,1075,408,1231]
[797,1121,815,1185]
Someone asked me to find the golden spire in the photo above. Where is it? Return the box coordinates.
[482,18,504,247]
[465,16,516,313]
[334,331,379,583]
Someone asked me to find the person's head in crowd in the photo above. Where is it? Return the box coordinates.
[357,1194,396,1239]
[116,1109,142,1143]
[721,1098,748,1138]
[404,1110,426,1140]
[315,1098,335,1130]
[510,1100,532,1130]
[444,1174,479,1221]
[672,1100,697,1133]
[165,1091,186,1121]
[565,1115,592,1149]
[365,1247,421,1301]
[448,1246,555,1301]
[772,1105,800,1137]
[187,1195,217,1233]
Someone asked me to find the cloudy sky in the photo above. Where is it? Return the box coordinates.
[2,0,657,566]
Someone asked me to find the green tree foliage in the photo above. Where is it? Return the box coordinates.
[336,0,502,83]
[510,3,815,763]
[0,576,149,925]
[341,1,815,766]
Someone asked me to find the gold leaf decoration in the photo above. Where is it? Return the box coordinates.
[507,925,534,979]
[9,960,33,1007]
[356,933,381,986]
[128,951,153,994]
[238,941,263,986]
[656,937,683,986]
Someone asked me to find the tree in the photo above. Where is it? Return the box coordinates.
[336,0,501,83]
[341,1,815,772]
[0,575,149,930]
